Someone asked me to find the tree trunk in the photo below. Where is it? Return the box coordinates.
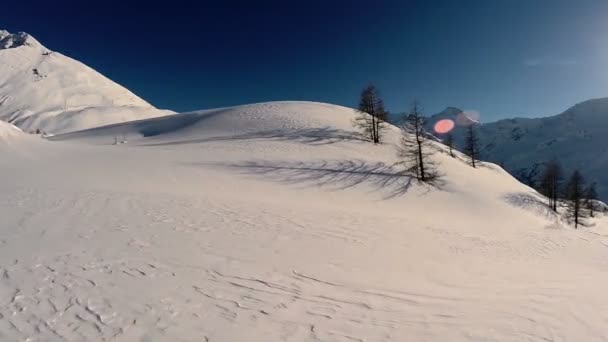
[416,132,425,181]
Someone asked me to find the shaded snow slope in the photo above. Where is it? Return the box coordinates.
[52,101,360,144]
[0,119,53,161]
[0,119,44,147]
[0,119,25,139]
[3,101,608,341]
[0,30,172,134]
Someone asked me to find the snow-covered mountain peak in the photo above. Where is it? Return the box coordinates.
[432,106,463,118]
[424,96,608,199]
[0,30,172,134]
[0,30,42,50]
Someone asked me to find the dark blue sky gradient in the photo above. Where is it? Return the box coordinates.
[3,0,608,121]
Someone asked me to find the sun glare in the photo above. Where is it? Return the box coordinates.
[434,119,455,134]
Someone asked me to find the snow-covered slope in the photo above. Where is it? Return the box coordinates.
[426,98,608,199]
[52,101,361,145]
[0,30,172,134]
[3,101,608,341]
[0,120,48,160]
[0,119,25,140]
[0,119,49,148]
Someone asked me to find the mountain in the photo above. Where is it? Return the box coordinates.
[6,101,607,341]
[0,30,172,134]
[425,98,608,199]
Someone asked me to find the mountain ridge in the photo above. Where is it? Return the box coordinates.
[0,30,41,49]
[424,97,608,199]
[0,29,173,134]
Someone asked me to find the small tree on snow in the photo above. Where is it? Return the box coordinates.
[539,158,563,212]
[565,170,586,229]
[443,133,455,157]
[463,123,480,168]
[585,182,598,218]
[397,100,440,183]
[353,84,387,144]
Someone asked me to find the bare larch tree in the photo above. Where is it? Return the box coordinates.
[565,170,586,229]
[397,100,439,183]
[585,182,598,218]
[539,158,563,212]
[354,84,387,144]
[463,123,480,168]
[443,133,455,157]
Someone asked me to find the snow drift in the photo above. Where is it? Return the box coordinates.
[0,119,25,139]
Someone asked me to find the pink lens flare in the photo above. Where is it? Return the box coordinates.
[434,119,455,134]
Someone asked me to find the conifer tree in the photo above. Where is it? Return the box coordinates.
[397,100,440,183]
[539,159,563,212]
[585,182,598,218]
[566,170,586,229]
[444,133,455,157]
[463,123,480,168]
[354,84,387,144]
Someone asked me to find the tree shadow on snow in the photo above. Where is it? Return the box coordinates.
[505,192,600,229]
[143,127,368,147]
[504,192,556,218]
[503,192,569,229]
[208,160,442,199]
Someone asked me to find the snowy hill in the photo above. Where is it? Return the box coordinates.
[3,101,608,341]
[426,98,608,199]
[0,119,42,150]
[0,119,25,139]
[0,30,172,134]
[52,101,363,145]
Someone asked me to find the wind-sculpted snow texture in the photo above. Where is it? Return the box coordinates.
[2,101,608,341]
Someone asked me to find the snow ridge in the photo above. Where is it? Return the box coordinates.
[0,30,41,49]
[0,29,173,134]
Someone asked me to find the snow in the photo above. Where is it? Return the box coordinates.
[0,119,42,150]
[0,119,24,138]
[0,30,41,49]
[3,101,608,341]
[0,30,173,135]
[426,98,608,200]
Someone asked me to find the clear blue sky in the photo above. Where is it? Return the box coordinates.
[3,0,608,121]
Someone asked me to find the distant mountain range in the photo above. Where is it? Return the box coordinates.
[423,98,608,199]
